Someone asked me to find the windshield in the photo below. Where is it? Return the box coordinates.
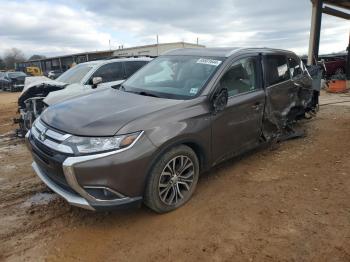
[8,72,26,78]
[56,64,93,84]
[122,55,224,99]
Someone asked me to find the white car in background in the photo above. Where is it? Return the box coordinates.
[16,57,152,136]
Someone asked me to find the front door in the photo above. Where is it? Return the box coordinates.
[211,56,265,165]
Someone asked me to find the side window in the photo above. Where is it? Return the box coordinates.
[220,57,258,97]
[124,61,148,78]
[265,55,290,86]
[91,62,124,83]
[288,56,303,78]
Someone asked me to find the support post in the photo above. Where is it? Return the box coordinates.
[58,57,62,71]
[347,33,350,80]
[307,0,323,65]
[39,60,43,75]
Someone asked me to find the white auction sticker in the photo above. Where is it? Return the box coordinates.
[196,58,222,66]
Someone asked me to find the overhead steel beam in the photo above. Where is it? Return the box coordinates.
[323,5,350,20]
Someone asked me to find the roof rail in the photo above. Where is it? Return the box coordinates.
[106,55,158,60]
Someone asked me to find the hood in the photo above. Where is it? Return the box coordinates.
[21,76,66,95]
[10,75,26,82]
[43,83,97,106]
[41,88,183,136]
[18,76,67,108]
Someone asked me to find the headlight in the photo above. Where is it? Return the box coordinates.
[62,132,142,154]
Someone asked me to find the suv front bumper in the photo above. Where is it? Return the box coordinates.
[25,128,156,211]
[31,161,143,211]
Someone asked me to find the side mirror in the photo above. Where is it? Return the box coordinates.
[212,88,228,113]
[91,77,102,89]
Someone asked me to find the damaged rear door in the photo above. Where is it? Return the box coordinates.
[263,54,294,132]
[262,53,315,140]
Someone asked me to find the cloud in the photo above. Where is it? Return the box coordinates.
[0,0,111,57]
[74,0,348,54]
[0,0,348,58]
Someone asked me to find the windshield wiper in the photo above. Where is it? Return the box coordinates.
[120,86,159,98]
[137,91,159,98]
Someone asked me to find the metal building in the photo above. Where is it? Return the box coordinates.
[16,42,205,73]
[113,42,204,57]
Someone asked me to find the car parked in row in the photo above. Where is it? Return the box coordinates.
[322,56,346,78]
[16,57,152,136]
[0,71,28,92]
[47,70,64,79]
[26,47,318,213]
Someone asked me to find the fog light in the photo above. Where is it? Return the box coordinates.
[84,186,125,201]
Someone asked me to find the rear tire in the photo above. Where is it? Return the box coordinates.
[144,145,199,213]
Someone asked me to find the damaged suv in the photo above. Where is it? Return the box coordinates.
[16,57,152,136]
[26,48,317,213]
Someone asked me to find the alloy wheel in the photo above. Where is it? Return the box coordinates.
[158,155,194,205]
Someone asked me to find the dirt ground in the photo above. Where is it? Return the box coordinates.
[0,90,349,262]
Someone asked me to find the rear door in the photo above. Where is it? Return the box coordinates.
[124,61,148,78]
[263,54,294,129]
[211,55,265,165]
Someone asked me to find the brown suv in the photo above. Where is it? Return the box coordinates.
[26,48,317,213]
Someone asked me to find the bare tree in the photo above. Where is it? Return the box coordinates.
[3,48,26,69]
[28,54,46,60]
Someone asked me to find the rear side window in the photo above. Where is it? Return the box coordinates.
[265,55,290,86]
[288,56,303,78]
[124,61,148,78]
[92,62,124,83]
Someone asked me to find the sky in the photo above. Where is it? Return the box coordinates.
[0,0,348,58]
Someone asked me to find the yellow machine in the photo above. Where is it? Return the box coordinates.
[25,66,43,76]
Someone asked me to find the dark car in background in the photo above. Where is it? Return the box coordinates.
[0,71,27,92]
[26,48,318,213]
[321,56,346,78]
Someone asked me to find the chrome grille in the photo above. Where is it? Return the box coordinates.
[31,119,73,154]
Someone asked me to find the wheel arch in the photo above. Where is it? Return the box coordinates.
[143,137,210,194]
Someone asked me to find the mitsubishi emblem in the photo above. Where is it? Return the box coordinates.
[39,128,47,141]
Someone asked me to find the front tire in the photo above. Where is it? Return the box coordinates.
[144,145,199,213]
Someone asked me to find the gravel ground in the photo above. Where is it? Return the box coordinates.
[0,90,349,262]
